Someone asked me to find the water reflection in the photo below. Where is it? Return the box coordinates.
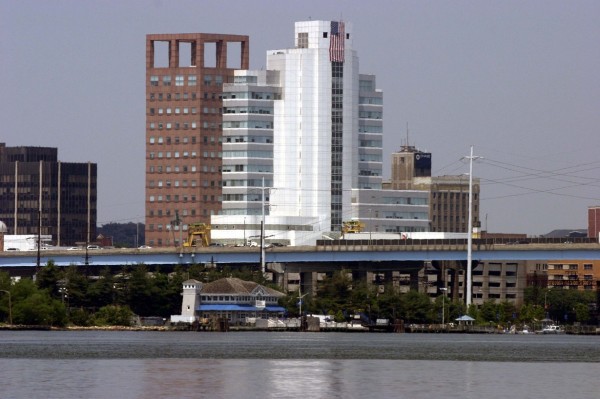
[1,332,600,398]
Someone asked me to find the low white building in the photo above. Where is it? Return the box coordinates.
[171,277,286,325]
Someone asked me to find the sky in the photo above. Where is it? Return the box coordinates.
[1,0,599,236]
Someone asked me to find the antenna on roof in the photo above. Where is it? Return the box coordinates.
[406,122,410,147]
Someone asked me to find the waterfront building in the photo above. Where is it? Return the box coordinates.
[0,143,97,246]
[170,277,286,325]
[546,260,600,291]
[212,20,396,245]
[145,33,250,247]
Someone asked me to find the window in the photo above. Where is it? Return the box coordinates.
[162,76,171,86]
[175,75,184,86]
[188,76,197,86]
[150,76,159,86]
[297,32,308,48]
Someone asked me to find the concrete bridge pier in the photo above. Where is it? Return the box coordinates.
[300,271,317,296]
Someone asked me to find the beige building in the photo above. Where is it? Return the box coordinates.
[389,145,480,233]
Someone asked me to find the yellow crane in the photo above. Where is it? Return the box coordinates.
[183,223,211,247]
[342,220,365,238]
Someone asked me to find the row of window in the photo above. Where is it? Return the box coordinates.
[380,211,428,220]
[358,169,382,177]
[148,190,220,203]
[222,194,264,202]
[222,91,278,100]
[148,179,200,188]
[359,111,383,119]
[380,197,428,205]
[358,154,383,162]
[222,121,273,129]
[148,164,224,174]
[149,207,197,218]
[222,179,273,187]
[149,121,197,130]
[223,106,273,114]
[359,96,383,105]
[223,135,272,144]
[220,208,264,216]
[359,125,383,133]
[550,274,594,280]
[548,264,593,270]
[222,164,273,173]
[148,92,222,101]
[359,140,382,148]
[150,75,224,87]
[149,107,199,115]
[149,135,220,145]
[149,151,211,159]
[200,295,276,303]
[222,150,273,158]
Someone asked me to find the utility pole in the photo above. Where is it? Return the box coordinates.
[260,177,267,274]
[461,145,482,307]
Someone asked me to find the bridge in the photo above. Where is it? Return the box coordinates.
[1,241,598,272]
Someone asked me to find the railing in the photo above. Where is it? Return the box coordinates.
[316,237,597,250]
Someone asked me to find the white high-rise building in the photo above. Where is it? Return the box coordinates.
[266,20,361,234]
[212,21,425,245]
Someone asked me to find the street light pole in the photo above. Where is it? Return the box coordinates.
[440,287,448,327]
[0,290,12,325]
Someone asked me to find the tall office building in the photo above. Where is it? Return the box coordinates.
[211,21,393,245]
[221,70,280,217]
[390,145,480,233]
[145,33,249,247]
[390,145,431,190]
[0,143,97,245]
[266,21,367,234]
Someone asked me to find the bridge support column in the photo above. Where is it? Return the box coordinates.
[300,271,317,296]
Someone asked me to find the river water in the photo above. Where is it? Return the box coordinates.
[1,331,598,398]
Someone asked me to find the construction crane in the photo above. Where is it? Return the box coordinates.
[183,223,211,247]
[342,220,365,238]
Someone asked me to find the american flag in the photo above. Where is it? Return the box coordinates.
[329,21,345,62]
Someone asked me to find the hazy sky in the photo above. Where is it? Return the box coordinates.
[1,0,598,235]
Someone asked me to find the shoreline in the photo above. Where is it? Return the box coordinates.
[2,324,599,334]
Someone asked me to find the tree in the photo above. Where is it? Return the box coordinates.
[11,279,67,326]
[62,266,90,309]
[401,291,433,323]
[87,268,117,308]
[36,261,61,298]
[92,305,134,326]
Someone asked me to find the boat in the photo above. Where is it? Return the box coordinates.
[541,324,564,334]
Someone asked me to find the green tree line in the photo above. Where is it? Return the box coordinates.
[0,265,597,327]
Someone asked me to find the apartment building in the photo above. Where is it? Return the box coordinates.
[145,33,249,246]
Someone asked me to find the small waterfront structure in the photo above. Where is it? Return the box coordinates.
[455,315,475,326]
[170,277,286,325]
